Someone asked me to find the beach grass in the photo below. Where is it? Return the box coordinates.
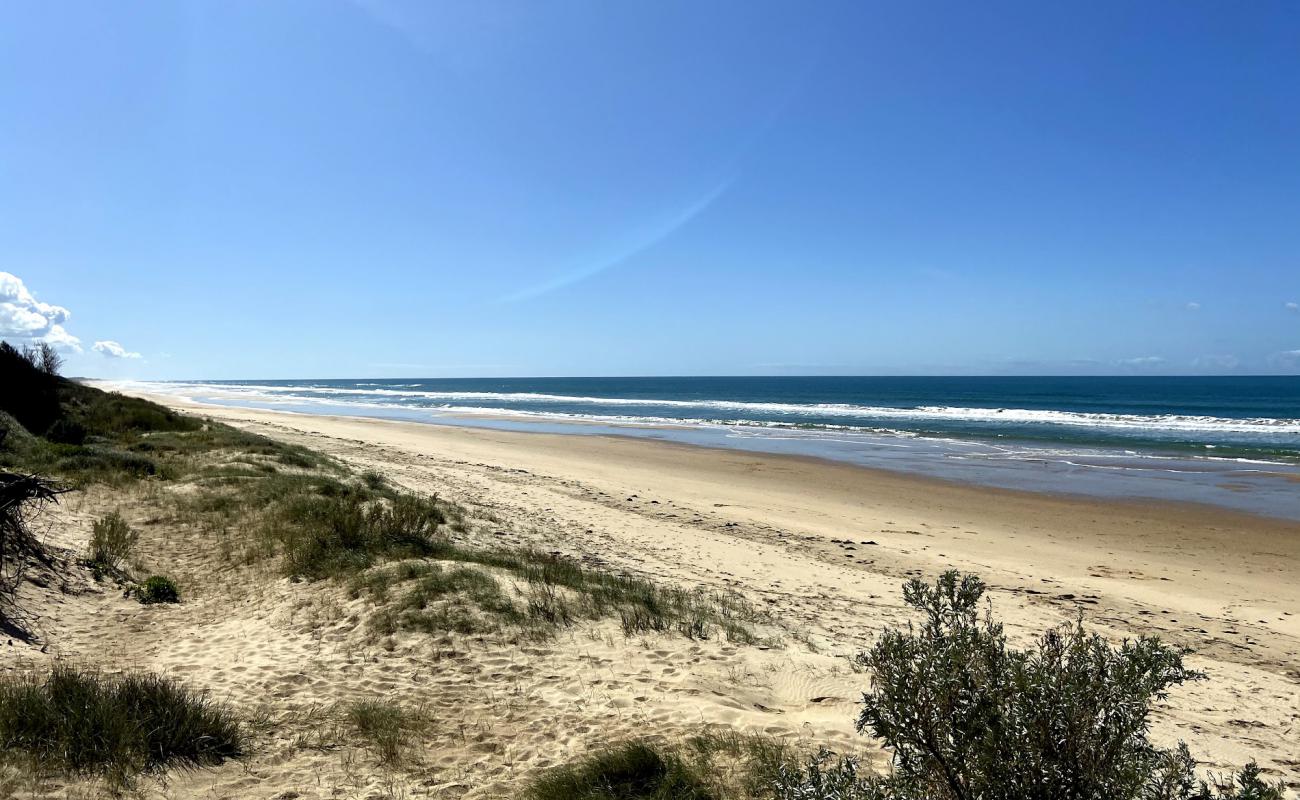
[344,699,430,767]
[524,740,716,800]
[0,666,244,786]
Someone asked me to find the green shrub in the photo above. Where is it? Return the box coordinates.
[0,411,35,452]
[0,666,243,784]
[44,418,86,445]
[771,747,876,800]
[0,341,61,436]
[846,571,1285,800]
[88,512,137,574]
[134,575,180,604]
[525,740,714,800]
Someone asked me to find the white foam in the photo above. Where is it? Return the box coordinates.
[138,381,1300,436]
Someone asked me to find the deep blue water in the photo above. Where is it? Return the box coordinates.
[132,376,1300,519]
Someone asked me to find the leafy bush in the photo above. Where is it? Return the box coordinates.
[0,412,35,453]
[0,342,61,437]
[87,511,137,574]
[44,418,86,445]
[525,740,714,800]
[134,575,180,604]
[848,571,1284,800]
[0,666,244,784]
[771,747,876,800]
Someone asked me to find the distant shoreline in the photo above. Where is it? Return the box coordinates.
[99,378,1300,521]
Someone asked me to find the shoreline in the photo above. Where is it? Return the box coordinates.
[95,381,1300,521]
[121,386,1300,536]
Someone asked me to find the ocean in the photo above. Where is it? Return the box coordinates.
[131,376,1300,520]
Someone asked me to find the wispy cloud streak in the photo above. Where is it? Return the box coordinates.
[499,177,734,303]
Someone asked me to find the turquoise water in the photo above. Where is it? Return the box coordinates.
[134,376,1300,520]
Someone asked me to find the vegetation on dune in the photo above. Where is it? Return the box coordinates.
[0,666,244,786]
[0,339,325,487]
[0,343,63,438]
[530,573,1287,800]
[352,545,764,642]
[523,732,802,800]
[345,699,431,767]
[524,740,716,800]
[132,574,180,604]
[767,571,1286,800]
[86,511,138,577]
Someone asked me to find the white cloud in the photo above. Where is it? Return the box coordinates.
[0,271,81,351]
[93,340,142,359]
[1185,301,1201,311]
[1269,350,1300,368]
[1287,301,1298,313]
[1117,356,1165,367]
[1193,354,1239,371]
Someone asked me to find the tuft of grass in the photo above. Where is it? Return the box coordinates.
[0,666,244,785]
[87,512,137,576]
[275,492,448,579]
[345,699,427,767]
[525,740,715,800]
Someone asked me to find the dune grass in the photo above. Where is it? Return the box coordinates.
[525,740,716,800]
[349,544,765,643]
[344,699,430,767]
[0,666,244,786]
[175,447,765,642]
[524,733,802,800]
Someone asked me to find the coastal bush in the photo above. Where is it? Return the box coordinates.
[770,748,877,800]
[0,342,62,437]
[0,412,35,453]
[524,740,715,800]
[43,418,86,446]
[134,575,180,604]
[845,571,1285,800]
[87,511,137,575]
[0,666,244,785]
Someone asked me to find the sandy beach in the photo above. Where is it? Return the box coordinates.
[27,390,1282,796]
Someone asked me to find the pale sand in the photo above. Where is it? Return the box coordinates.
[9,394,1299,797]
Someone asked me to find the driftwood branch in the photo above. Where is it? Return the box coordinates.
[0,472,69,638]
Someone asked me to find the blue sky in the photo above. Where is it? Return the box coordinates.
[2,1,1298,379]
